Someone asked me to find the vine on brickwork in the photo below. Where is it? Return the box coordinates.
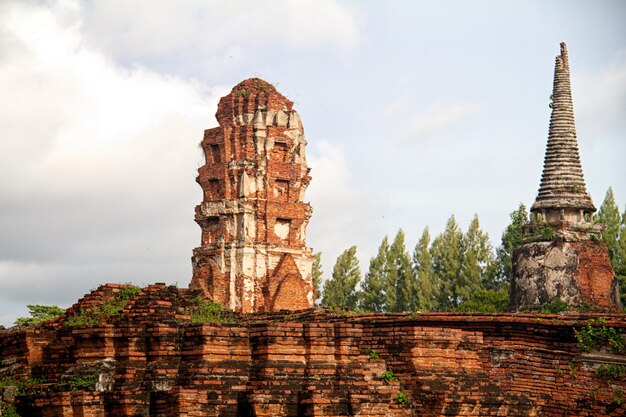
[596,364,626,379]
[575,318,626,355]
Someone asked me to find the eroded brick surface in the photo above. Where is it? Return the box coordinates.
[190,78,314,313]
[1,285,625,416]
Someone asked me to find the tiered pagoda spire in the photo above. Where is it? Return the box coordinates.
[530,42,595,224]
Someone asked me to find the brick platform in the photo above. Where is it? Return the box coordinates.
[1,284,625,416]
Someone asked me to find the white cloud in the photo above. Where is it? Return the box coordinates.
[574,50,626,135]
[81,0,361,63]
[403,103,478,141]
[0,1,225,325]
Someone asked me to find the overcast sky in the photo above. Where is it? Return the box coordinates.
[1,0,624,326]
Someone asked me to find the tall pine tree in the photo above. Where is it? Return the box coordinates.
[459,215,496,302]
[595,187,622,265]
[311,252,323,304]
[430,216,464,310]
[321,246,361,309]
[388,229,415,312]
[358,237,390,312]
[412,227,438,311]
[495,203,528,289]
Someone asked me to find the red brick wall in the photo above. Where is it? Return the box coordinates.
[2,286,625,416]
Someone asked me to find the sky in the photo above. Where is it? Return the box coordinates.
[0,0,624,326]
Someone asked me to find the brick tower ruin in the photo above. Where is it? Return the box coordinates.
[190,78,314,313]
[509,43,620,311]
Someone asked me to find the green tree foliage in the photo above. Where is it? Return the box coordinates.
[495,203,528,289]
[387,230,416,312]
[430,216,464,310]
[616,205,626,309]
[595,187,622,266]
[14,305,65,327]
[455,288,509,313]
[412,227,439,311]
[311,252,323,304]
[459,215,497,301]
[321,246,361,309]
[359,237,390,312]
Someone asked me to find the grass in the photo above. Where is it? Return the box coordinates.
[189,296,237,324]
[66,285,141,327]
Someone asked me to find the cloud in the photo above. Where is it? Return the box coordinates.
[574,49,626,135]
[0,1,224,325]
[384,99,479,143]
[81,0,361,64]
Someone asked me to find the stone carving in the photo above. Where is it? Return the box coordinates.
[190,78,314,313]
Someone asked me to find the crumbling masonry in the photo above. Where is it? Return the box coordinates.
[509,43,621,311]
[190,78,314,313]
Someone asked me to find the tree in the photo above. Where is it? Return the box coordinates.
[321,246,361,309]
[412,227,438,311]
[616,205,626,309]
[459,215,496,302]
[455,289,508,313]
[388,229,416,312]
[15,305,65,327]
[595,187,622,265]
[311,252,323,304]
[430,215,464,310]
[495,203,528,289]
[359,237,390,312]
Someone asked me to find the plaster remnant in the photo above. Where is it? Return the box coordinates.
[191,78,314,313]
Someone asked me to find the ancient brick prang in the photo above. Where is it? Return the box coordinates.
[510,43,620,312]
[1,284,625,416]
[190,78,314,313]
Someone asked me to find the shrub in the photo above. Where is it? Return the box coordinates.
[541,298,568,314]
[368,349,379,360]
[395,391,409,405]
[189,296,236,324]
[381,370,397,384]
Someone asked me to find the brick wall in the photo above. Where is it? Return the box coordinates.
[1,285,625,416]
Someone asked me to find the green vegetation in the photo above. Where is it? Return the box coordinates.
[614,386,624,405]
[575,318,626,355]
[0,378,16,387]
[456,289,509,313]
[535,223,555,241]
[189,296,237,324]
[321,246,361,309]
[569,362,578,379]
[595,364,626,379]
[16,377,46,396]
[14,305,65,327]
[394,391,409,405]
[540,298,569,314]
[381,370,397,384]
[311,252,323,304]
[0,402,19,417]
[368,349,379,360]
[66,285,141,327]
[67,374,98,392]
[306,188,626,314]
